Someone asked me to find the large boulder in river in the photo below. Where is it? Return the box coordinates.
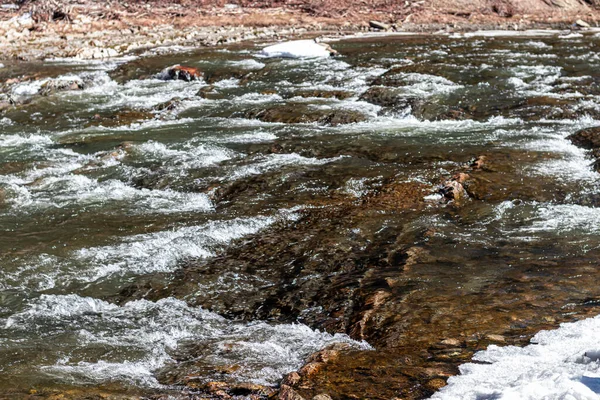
[158,65,203,82]
[239,104,367,126]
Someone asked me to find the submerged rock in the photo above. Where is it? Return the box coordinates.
[39,78,85,96]
[239,104,367,126]
[158,65,203,82]
[85,108,154,128]
[287,89,353,100]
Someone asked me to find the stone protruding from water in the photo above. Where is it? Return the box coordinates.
[158,65,203,82]
[568,126,600,171]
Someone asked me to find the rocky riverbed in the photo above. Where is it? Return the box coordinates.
[3,20,600,400]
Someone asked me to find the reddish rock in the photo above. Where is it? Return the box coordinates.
[160,65,203,82]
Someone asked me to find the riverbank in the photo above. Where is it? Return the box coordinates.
[1,0,600,62]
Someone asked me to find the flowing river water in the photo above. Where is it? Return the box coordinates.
[2,32,600,399]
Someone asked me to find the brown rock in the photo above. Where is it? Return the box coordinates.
[453,173,470,184]
[298,362,322,379]
[486,334,506,342]
[313,395,333,400]
[160,65,202,82]
[440,180,467,202]
[240,104,367,126]
[425,378,447,391]
[359,86,414,109]
[282,371,301,386]
[471,155,486,169]
[568,126,600,150]
[204,381,229,393]
[279,384,306,400]
[440,338,462,347]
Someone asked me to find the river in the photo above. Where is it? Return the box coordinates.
[1,31,600,399]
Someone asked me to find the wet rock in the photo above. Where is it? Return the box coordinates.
[229,382,272,396]
[158,65,203,82]
[440,180,467,202]
[204,69,247,84]
[425,378,447,391]
[369,20,390,30]
[153,97,186,113]
[351,290,392,339]
[239,104,367,126]
[282,372,302,386]
[471,155,486,169]
[39,79,84,96]
[84,108,154,128]
[109,59,155,83]
[568,126,600,150]
[279,385,306,400]
[440,338,462,347]
[486,334,506,342]
[359,86,412,109]
[288,89,353,100]
[196,85,224,100]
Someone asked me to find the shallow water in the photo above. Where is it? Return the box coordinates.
[2,32,600,398]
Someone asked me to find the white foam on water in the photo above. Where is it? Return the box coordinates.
[520,204,600,236]
[431,314,600,400]
[10,71,114,98]
[74,215,277,281]
[72,116,197,133]
[0,133,53,148]
[85,77,203,110]
[134,140,237,168]
[228,153,346,180]
[518,125,600,184]
[342,177,373,198]
[213,78,240,89]
[1,171,213,215]
[560,32,584,39]
[382,72,462,97]
[0,215,278,291]
[3,295,370,387]
[338,114,523,139]
[227,59,265,69]
[523,41,552,49]
[208,130,277,143]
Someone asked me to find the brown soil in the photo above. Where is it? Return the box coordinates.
[3,0,600,33]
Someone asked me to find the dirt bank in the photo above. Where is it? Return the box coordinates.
[1,0,600,61]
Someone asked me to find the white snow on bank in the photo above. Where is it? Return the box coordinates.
[431,315,600,400]
[260,40,332,58]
